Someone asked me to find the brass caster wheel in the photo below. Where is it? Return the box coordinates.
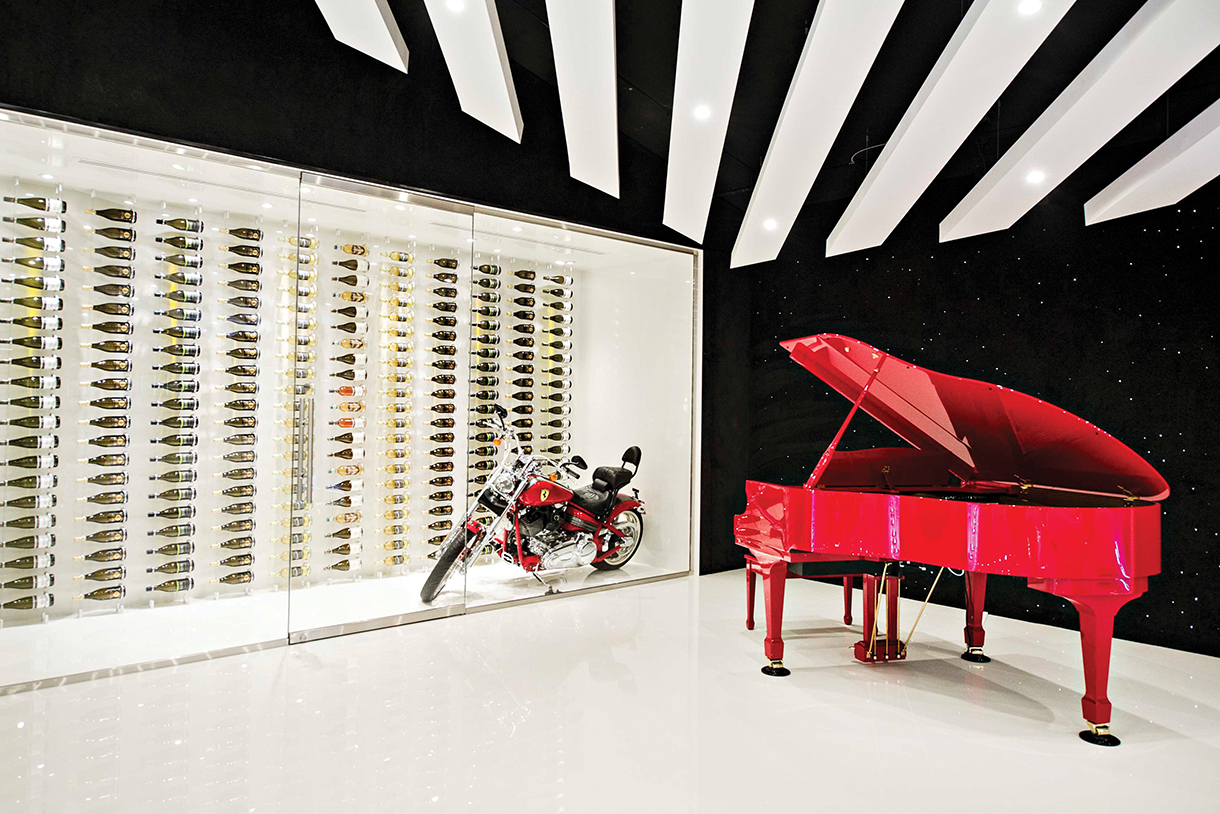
[1079,722,1121,747]
[761,659,790,677]
[960,646,991,664]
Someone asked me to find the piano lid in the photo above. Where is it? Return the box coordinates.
[781,334,1168,501]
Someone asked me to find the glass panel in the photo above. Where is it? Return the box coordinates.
[460,213,696,608]
[0,110,294,687]
[286,177,472,637]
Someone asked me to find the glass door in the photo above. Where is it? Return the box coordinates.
[287,175,473,640]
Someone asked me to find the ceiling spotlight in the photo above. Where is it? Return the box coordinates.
[1017,0,1042,15]
[39,173,54,181]
[407,234,416,239]
[446,0,465,11]
[466,238,476,243]
[1025,169,1046,184]
[395,204,406,211]
[307,217,316,223]
[187,198,198,203]
[0,112,10,121]
[512,226,523,233]
[261,202,273,209]
[172,163,185,171]
[246,164,263,171]
[763,218,778,231]
[693,104,712,121]
[175,148,186,155]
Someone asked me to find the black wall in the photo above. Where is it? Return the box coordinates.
[1,2,1215,655]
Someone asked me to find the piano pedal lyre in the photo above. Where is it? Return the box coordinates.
[853,569,906,664]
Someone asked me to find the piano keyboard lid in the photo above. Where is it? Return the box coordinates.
[781,334,1168,502]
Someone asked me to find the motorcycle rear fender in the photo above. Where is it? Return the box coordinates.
[606,497,644,525]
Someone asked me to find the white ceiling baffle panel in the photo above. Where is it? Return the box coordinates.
[423,0,523,142]
[662,0,756,243]
[826,0,1076,258]
[940,0,1220,243]
[545,0,620,196]
[314,0,411,73]
[730,0,905,268]
[1085,96,1220,224]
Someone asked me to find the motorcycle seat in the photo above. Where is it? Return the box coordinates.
[571,486,616,517]
[570,447,640,519]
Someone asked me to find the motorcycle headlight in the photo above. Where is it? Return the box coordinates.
[492,472,516,496]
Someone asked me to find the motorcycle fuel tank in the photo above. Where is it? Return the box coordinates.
[519,479,573,507]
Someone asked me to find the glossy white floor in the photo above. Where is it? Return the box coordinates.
[1,570,1217,813]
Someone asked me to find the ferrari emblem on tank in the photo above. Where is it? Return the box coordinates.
[539,488,550,502]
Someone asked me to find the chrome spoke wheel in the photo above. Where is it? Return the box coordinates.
[599,509,642,568]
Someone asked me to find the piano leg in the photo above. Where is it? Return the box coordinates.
[961,571,992,663]
[745,564,757,631]
[758,556,791,677]
[1067,593,1134,747]
[843,576,853,625]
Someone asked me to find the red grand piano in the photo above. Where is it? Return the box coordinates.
[736,334,1167,746]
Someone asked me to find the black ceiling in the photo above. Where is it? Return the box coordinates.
[496,0,1220,242]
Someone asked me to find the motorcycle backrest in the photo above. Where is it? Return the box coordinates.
[622,446,641,473]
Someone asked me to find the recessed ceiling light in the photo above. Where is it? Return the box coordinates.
[512,226,523,233]
[1025,169,1046,184]
[494,248,501,253]
[0,112,10,121]
[175,148,185,155]
[301,187,311,195]
[307,217,316,223]
[693,104,711,121]
[1017,0,1042,15]
[407,234,416,239]
[246,164,263,171]
[172,164,184,171]
[123,200,134,206]
[261,203,272,209]
[466,238,476,243]
[187,198,198,203]
[395,204,405,211]
[763,218,778,231]
[39,173,54,181]
[446,0,465,11]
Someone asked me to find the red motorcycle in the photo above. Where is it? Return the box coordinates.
[421,405,646,603]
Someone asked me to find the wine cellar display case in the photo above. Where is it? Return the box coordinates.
[0,108,701,689]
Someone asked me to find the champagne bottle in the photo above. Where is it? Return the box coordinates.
[1,256,65,273]
[215,536,254,550]
[154,307,201,322]
[147,577,194,593]
[2,234,65,252]
[217,467,254,481]
[383,250,413,262]
[150,487,196,502]
[80,490,127,506]
[432,316,457,328]
[3,335,62,350]
[82,472,127,487]
[4,196,67,214]
[151,398,200,412]
[1,375,59,390]
[1,454,57,470]
[1,593,54,609]
[2,215,65,233]
[215,518,253,533]
[220,278,260,292]
[77,509,125,525]
[80,434,127,448]
[429,476,454,487]
[3,355,61,371]
[4,414,59,430]
[83,358,132,373]
[427,462,454,472]
[80,396,129,410]
[150,452,197,467]
[156,217,204,233]
[473,278,500,290]
[148,523,194,538]
[151,434,198,447]
[80,547,125,562]
[5,493,56,509]
[151,415,198,430]
[213,570,254,585]
[222,227,263,241]
[83,378,130,391]
[151,380,200,394]
[220,261,260,276]
[148,559,194,575]
[147,542,194,556]
[220,244,261,258]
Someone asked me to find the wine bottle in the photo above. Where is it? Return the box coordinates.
[147,542,194,556]
[4,493,56,509]
[82,473,127,487]
[221,278,260,292]
[215,536,254,550]
[83,354,134,370]
[155,270,203,287]
[220,262,260,276]
[153,326,202,341]
[155,253,203,269]
[4,414,59,430]
[86,207,136,223]
[79,547,125,562]
[217,467,254,481]
[153,344,201,358]
[84,264,135,279]
[0,375,59,390]
[156,217,204,233]
[85,245,135,261]
[1,256,64,273]
[148,505,195,520]
[151,415,198,430]
[220,244,261,258]
[222,227,263,241]
[80,454,127,468]
[154,307,201,322]
[83,340,132,354]
[80,434,127,448]
[148,559,194,575]
[148,577,194,593]
[82,378,130,391]
[3,335,61,350]
[83,321,133,335]
[0,315,61,330]
[150,487,196,503]
[151,434,198,447]
[2,216,65,233]
[83,302,133,317]
[149,469,197,483]
[150,451,196,466]
[3,355,61,371]
[79,566,126,582]
[151,380,200,394]
[156,289,203,304]
[80,490,127,506]
[151,398,200,412]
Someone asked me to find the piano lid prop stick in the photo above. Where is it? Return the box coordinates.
[900,567,946,656]
[867,563,890,659]
[805,353,888,489]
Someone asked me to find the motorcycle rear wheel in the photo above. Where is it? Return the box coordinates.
[421,525,476,603]
[592,508,644,570]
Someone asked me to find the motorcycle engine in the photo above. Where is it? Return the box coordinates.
[533,532,597,571]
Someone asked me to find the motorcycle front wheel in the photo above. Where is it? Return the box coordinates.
[421,524,478,603]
